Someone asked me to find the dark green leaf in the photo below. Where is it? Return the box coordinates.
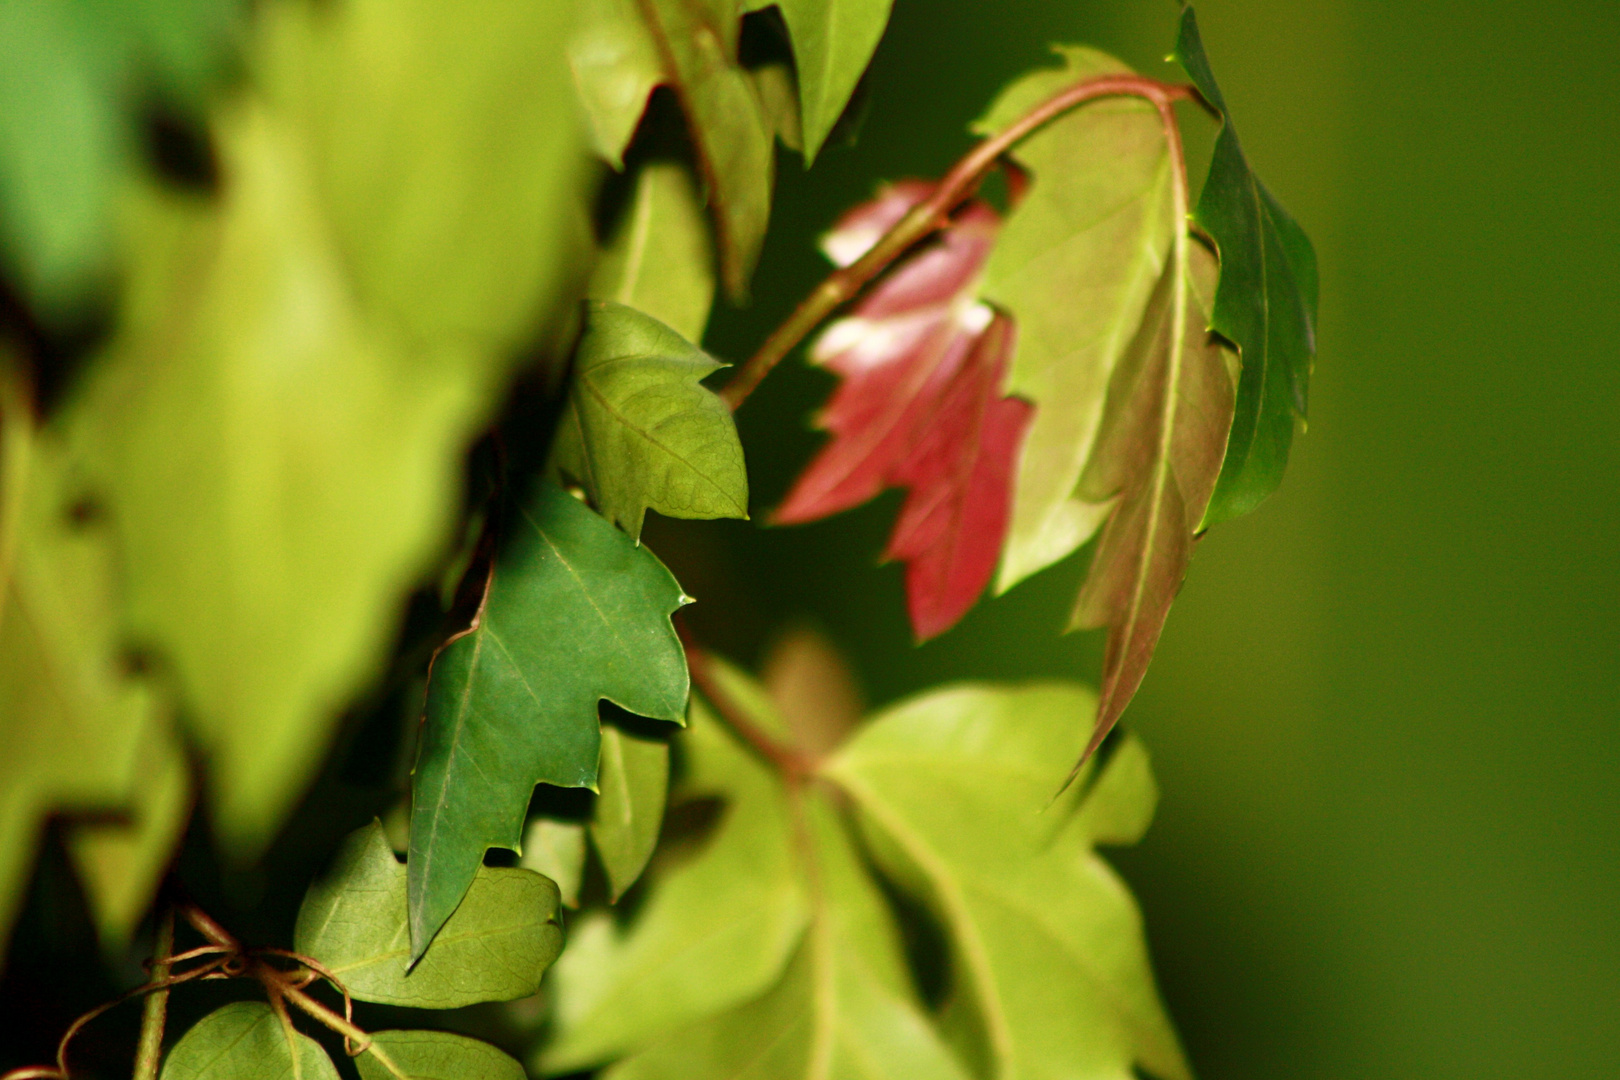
[1174,4,1319,525]
[355,1031,525,1080]
[590,162,715,343]
[552,301,748,541]
[591,722,670,901]
[408,482,688,960]
[295,822,562,1009]
[159,1002,339,1080]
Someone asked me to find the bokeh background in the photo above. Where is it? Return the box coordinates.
[678,0,1620,1075]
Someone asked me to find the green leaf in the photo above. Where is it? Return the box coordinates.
[972,47,1177,592]
[356,1031,525,1080]
[592,722,670,901]
[744,0,896,162]
[552,301,748,541]
[638,0,774,299]
[570,0,666,168]
[822,683,1190,1080]
[748,62,804,155]
[520,818,587,908]
[160,1002,340,1080]
[408,482,688,960]
[591,161,716,343]
[538,677,808,1074]
[1069,239,1236,771]
[295,822,562,1009]
[1174,5,1319,525]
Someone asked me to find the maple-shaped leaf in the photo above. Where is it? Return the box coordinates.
[776,183,1033,640]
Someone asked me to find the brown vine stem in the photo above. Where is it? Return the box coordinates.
[717,73,1203,412]
[132,907,174,1080]
[676,620,817,779]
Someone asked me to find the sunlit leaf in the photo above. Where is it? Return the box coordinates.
[160,1002,339,1080]
[590,161,716,343]
[570,0,666,168]
[296,822,562,1009]
[356,1031,526,1080]
[408,482,688,960]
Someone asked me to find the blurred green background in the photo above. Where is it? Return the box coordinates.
[680,0,1620,1075]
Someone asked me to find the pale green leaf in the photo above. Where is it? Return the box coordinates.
[295,821,562,1009]
[356,1030,525,1080]
[160,1002,339,1080]
[570,0,666,168]
[591,722,670,901]
[552,301,748,541]
[746,0,895,162]
[538,684,808,1074]
[748,62,803,154]
[972,48,1176,593]
[520,818,587,909]
[823,682,1190,1080]
[591,162,716,343]
[408,482,688,959]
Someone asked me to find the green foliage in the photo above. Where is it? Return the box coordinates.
[160,1002,339,1080]
[590,162,716,342]
[591,723,671,901]
[552,301,747,541]
[296,822,562,1009]
[354,1031,526,1080]
[408,482,688,959]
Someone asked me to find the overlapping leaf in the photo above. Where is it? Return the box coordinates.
[408,482,687,960]
[295,822,562,1008]
[974,48,1177,591]
[355,1031,526,1080]
[552,302,747,542]
[569,0,667,168]
[160,1002,339,1080]
[590,161,716,343]
[1175,5,1319,524]
[776,184,1032,640]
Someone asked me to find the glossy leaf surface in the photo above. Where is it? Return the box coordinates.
[355,1031,526,1080]
[160,1002,339,1080]
[408,483,688,959]
[552,302,747,542]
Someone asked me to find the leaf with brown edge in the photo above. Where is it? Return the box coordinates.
[775,183,1032,641]
[1069,238,1236,770]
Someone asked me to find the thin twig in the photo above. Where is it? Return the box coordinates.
[132,907,174,1080]
[717,74,1199,411]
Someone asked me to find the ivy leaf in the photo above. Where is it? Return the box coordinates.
[355,1031,525,1080]
[159,1002,339,1080]
[552,301,748,542]
[1174,5,1319,525]
[408,482,688,961]
[295,821,563,1009]
[776,184,1032,640]
[591,722,670,902]
[744,0,897,162]
[538,667,809,1074]
[590,162,716,343]
[520,818,587,908]
[637,0,775,298]
[1069,240,1235,769]
[570,0,666,168]
[973,48,1178,592]
[822,683,1190,1080]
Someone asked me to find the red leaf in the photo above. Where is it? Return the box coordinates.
[775,182,1033,640]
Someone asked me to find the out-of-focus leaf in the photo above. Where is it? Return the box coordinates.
[638,0,774,298]
[823,683,1189,1080]
[1174,5,1318,525]
[743,0,894,162]
[408,483,687,960]
[159,1002,339,1080]
[748,62,803,154]
[974,47,1176,592]
[570,0,666,167]
[538,674,807,1074]
[520,818,587,908]
[591,722,669,902]
[356,1031,526,1080]
[552,302,747,542]
[590,162,715,343]
[1069,241,1235,764]
[295,822,562,1009]
[760,625,863,756]
[776,184,1031,640]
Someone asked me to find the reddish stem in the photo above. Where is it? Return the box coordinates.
[677,622,817,778]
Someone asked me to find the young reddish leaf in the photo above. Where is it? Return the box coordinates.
[775,183,1032,640]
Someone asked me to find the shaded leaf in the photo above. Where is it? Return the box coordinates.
[570,0,666,168]
[590,161,716,343]
[408,482,688,960]
[745,0,896,162]
[760,624,863,756]
[591,722,670,902]
[1174,5,1319,524]
[823,682,1189,1080]
[552,302,747,542]
[160,1002,339,1080]
[356,1031,525,1080]
[776,184,1031,640]
[538,668,808,1074]
[973,47,1176,592]
[1069,240,1235,763]
[520,818,587,908]
[295,821,562,1009]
